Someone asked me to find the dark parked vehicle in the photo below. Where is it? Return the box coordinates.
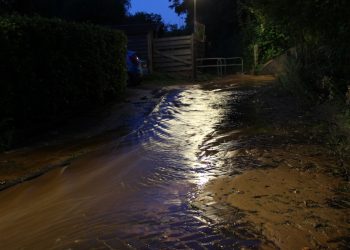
[126,50,143,85]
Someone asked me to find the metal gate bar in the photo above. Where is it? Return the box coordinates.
[197,57,244,76]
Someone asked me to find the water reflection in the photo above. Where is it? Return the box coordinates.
[138,87,230,177]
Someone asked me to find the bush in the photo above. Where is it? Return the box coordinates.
[0,15,127,149]
[278,45,349,104]
[240,0,350,103]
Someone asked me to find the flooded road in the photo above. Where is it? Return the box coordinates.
[0,83,267,249]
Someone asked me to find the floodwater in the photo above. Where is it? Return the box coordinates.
[0,84,265,249]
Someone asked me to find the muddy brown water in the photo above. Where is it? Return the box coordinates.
[0,84,267,249]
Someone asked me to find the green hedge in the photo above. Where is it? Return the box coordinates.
[0,15,127,149]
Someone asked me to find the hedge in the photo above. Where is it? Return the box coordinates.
[0,15,127,149]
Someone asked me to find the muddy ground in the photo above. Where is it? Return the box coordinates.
[195,76,350,249]
[0,75,348,249]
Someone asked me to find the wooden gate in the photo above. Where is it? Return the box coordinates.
[153,35,196,78]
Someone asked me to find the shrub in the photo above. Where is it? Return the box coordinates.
[240,0,350,103]
[278,45,349,104]
[0,15,127,149]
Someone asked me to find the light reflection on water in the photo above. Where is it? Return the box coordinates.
[137,87,230,185]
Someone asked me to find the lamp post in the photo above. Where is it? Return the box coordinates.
[194,0,197,33]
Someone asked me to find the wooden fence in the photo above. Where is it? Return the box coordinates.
[153,35,200,78]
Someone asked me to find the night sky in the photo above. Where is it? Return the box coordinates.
[130,0,186,26]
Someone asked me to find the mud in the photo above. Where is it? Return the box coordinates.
[195,77,350,249]
[0,75,348,249]
[199,149,349,249]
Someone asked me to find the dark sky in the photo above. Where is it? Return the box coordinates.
[130,0,185,26]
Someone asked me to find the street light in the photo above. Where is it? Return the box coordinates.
[194,0,197,33]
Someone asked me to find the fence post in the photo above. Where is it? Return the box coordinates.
[191,34,197,80]
[148,31,153,74]
[253,44,259,68]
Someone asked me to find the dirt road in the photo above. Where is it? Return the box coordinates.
[0,75,348,249]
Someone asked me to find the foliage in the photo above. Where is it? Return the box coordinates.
[126,11,169,36]
[0,15,127,150]
[277,56,305,99]
[163,24,190,37]
[239,0,350,160]
[0,0,130,24]
[127,12,163,26]
[239,0,350,103]
[126,11,190,37]
[238,2,290,69]
[169,0,242,57]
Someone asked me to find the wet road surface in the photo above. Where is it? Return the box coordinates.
[0,84,266,249]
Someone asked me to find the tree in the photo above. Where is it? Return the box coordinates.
[127,12,164,26]
[1,0,130,25]
[169,0,242,57]
[63,0,130,24]
[126,11,167,36]
[164,24,189,37]
[239,0,350,47]
[240,0,350,100]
